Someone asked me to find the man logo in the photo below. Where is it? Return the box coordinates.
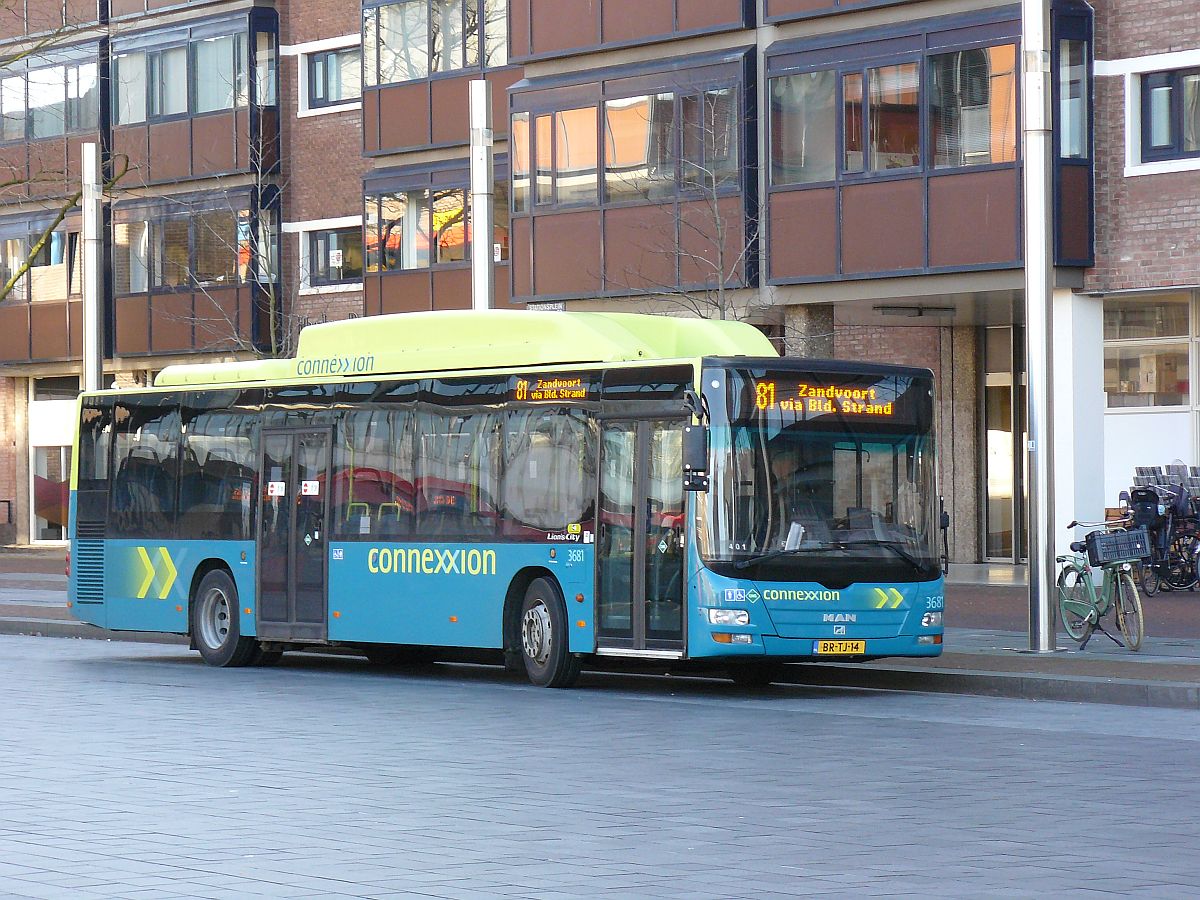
[833,625,847,635]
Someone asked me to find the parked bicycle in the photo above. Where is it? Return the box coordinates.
[1056,520,1149,651]
[1125,471,1200,594]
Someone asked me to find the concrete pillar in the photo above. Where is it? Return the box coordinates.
[1052,288,1106,558]
[14,378,29,545]
[782,304,834,358]
[939,325,980,564]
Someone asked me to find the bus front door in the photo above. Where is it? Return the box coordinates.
[596,419,685,655]
[257,429,331,643]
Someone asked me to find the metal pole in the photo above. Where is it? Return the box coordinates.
[1022,0,1056,651]
[81,142,103,394]
[469,79,494,312]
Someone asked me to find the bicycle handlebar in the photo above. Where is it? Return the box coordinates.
[1066,518,1130,530]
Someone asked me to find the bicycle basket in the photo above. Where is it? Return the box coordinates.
[1085,526,1152,566]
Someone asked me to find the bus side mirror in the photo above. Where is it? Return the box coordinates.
[683,424,709,492]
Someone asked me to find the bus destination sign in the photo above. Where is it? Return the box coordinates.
[753,379,895,418]
[514,375,589,402]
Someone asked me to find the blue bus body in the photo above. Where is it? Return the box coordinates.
[68,317,944,685]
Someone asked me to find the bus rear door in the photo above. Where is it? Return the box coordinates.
[258,429,332,642]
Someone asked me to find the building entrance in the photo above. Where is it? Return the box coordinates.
[983,326,1026,562]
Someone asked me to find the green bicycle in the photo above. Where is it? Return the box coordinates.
[1056,520,1148,651]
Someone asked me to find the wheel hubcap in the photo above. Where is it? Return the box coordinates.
[522,602,552,666]
[198,587,231,651]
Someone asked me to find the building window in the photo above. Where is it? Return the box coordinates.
[309,227,364,285]
[1141,69,1200,162]
[4,60,99,141]
[29,231,76,302]
[928,46,1017,168]
[363,0,507,88]
[1103,294,1191,408]
[1058,39,1088,159]
[770,42,1018,182]
[367,190,433,271]
[604,92,677,201]
[365,176,509,271]
[681,87,739,191]
[308,47,361,108]
[114,206,268,294]
[113,25,274,125]
[867,63,920,171]
[193,34,248,114]
[148,47,189,118]
[770,72,835,185]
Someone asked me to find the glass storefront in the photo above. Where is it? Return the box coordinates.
[983,326,1026,561]
[29,376,79,543]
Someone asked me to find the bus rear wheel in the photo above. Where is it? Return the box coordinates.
[520,578,581,688]
[191,569,259,668]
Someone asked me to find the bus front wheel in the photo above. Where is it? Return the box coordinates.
[520,577,581,688]
[191,569,259,668]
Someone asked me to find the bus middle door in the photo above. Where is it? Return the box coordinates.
[257,428,331,643]
[595,418,686,656]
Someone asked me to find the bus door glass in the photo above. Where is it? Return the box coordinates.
[258,429,331,642]
[596,419,684,650]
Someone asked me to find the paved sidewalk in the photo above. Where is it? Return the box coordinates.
[3,548,1199,707]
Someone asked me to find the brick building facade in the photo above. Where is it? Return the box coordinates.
[0,0,1194,563]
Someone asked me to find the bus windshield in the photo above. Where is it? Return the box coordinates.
[700,365,939,583]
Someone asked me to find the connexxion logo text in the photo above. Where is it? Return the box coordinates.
[367,547,497,576]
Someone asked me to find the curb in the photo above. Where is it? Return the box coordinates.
[0,617,187,645]
[779,662,1200,710]
[4,618,1197,709]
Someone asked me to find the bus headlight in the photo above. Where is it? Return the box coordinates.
[708,609,749,626]
[921,611,943,628]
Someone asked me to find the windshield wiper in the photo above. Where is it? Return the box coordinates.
[840,538,934,573]
[732,543,842,570]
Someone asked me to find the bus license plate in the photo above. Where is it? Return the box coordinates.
[814,640,865,655]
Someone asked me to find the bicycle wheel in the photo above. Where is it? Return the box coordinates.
[1115,570,1145,652]
[1057,566,1094,642]
[1138,561,1160,596]
[1162,534,1199,591]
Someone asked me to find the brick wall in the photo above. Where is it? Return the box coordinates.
[1087,1,1200,294]
[834,325,942,383]
[278,0,369,333]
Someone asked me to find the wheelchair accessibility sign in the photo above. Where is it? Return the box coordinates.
[724,589,760,604]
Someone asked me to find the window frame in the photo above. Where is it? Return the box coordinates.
[112,197,269,296]
[306,225,366,287]
[1102,293,1194,411]
[766,38,1023,190]
[305,46,362,111]
[513,80,744,215]
[1140,67,1200,164]
[362,0,508,89]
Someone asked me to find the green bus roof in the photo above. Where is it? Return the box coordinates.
[154,310,779,387]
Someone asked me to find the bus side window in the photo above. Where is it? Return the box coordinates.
[503,408,595,535]
[109,400,180,539]
[179,410,257,541]
[332,408,414,539]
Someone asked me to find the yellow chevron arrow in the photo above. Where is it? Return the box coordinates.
[889,588,904,609]
[135,547,155,599]
[156,547,178,600]
[872,587,889,609]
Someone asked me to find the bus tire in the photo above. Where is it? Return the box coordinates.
[520,577,581,688]
[727,662,784,687]
[191,569,258,668]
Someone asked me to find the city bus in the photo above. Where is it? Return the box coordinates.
[67,310,945,687]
